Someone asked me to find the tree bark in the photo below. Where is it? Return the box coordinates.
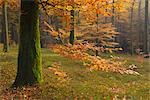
[143,0,149,54]
[13,0,43,87]
[138,0,142,49]
[130,0,135,55]
[111,0,115,25]
[69,9,74,45]
[76,11,80,25]
[95,12,99,56]
[1,18,4,43]
[104,1,108,23]
[2,0,9,52]
[11,23,18,44]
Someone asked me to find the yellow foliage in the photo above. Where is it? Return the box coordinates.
[39,0,130,23]
[66,6,73,11]
[0,0,19,9]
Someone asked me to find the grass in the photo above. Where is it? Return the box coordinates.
[0,45,150,100]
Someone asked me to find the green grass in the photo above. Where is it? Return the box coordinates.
[0,46,150,100]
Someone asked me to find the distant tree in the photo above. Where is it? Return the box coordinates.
[11,23,18,44]
[130,0,135,55]
[111,0,115,25]
[69,0,75,45]
[2,0,9,52]
[143,0,149,54]
[0,14,4,43]
[13,0,43,87]
[138,0,142,49]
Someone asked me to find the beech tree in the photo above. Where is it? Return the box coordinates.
[2,0,9,52]
[69,5,75,45]
[130,0,135,55]
[13,0,43,87]
[111,0,115,25]
[138,0,142,48]
[143,0,149,54]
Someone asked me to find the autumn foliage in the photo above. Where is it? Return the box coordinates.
[51,43,139,75]
[0,0,19,9]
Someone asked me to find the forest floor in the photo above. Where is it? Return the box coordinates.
[0,45,149,100]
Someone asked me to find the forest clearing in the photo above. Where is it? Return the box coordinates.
[0,45,149,99]
[0,0,149,99]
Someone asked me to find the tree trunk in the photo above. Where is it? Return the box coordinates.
[95,38,99,56]
[104,1,108,23]
[138,0,142,49]
[13,0,43,87]
[11,23,18,44]
[69,9,74,45]
[95,13,99,56]
[1,18,4,43]
[130,0,135,55]
[143,0,149,54]
[111,0,115,25]
[2,0,9,52]
[76,11,80,25]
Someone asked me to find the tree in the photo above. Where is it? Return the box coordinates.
[138,0,142,49]
[130,0,135,55]
[13,0,43,87]
[143,0,149,54]
[69,0,75,45]
[111,0,115,25]
[69,8,75,45]
[11,23,18,44]
[2,0,9,52]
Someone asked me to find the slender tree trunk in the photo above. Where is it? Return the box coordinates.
[144,0,150,54]
[104,1,108,23]
[13,0,42,87]
[69,0,75,45]
[76,11,80,25]
[116,15,121,32]
[95,38,99,56]
[69,9,74,45]
[0,9,3,43]
[143,0,149,54]
[95,13,99,56]
[138,0,142,49]
[2,0,9,52]
[112,0,115,25]
[11,23,18,44]
[130,0,135,55]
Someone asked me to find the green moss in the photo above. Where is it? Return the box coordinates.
[13,1,42,87]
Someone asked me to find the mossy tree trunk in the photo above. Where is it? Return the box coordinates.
[2,0,9,52]
[13,0,43,87]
